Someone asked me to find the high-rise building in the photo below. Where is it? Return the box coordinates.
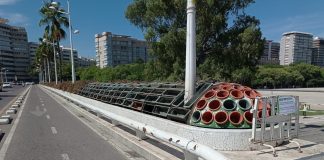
[28,42,39,65]
[60,47,78,65]
[0,18,30,82]
[279,31,313,65]
[312,37,324,67]
[95,32,148,68]
[259,40,280,65]
[78,56,95,67]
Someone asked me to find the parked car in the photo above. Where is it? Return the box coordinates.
[3,82,12,88]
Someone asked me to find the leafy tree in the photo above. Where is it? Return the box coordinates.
[125,0,264,81]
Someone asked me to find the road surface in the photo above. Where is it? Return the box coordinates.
[1,85,126,160]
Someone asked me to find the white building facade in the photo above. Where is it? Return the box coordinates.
[279,31,313,65]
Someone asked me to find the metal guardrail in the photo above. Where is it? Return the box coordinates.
[43,85,228,160]
[249,95,301,157]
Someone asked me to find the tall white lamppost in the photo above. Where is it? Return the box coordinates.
[184,0,196,103]
[50,0,78,84]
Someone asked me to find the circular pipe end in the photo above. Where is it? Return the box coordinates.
[201,111,213,125]
[223,99,237,111]
[204,90,216,99]
[216,90,229,99]
[238,99,252,111]
[229,111,243,126]
[196,99,207,110]
[214,111,229,125]
[208,99,221,111]
[230,89,244,99]
[191,111,201,123]
[243,111,253,125]
[244,90,256,99]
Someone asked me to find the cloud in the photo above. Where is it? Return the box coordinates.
[0,0,20,5]
[0,11,29,26]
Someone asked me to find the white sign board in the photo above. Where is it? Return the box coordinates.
[278,96,296,115]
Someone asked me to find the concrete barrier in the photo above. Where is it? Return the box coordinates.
[42,85,280,152]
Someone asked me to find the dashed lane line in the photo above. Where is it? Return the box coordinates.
[51,127,57,135]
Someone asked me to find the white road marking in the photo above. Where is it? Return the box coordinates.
[61,153,70,160]
[43,108,47,112]
[0,87,31,159]
[46,115,50,119]
[41,104,45,106]
[51,127,57,134]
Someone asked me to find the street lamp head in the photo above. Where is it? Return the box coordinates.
[51,1,59,6]
[73,30,80,34]
[42,38,48,43]
[49,6,57,10]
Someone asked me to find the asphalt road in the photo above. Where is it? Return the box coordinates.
[2,85,126,160]
[0,85,26,112]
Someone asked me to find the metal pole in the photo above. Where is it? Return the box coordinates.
[184,0,196,103]
[67,0,76,83]
[52,40,58,85]
[4,70,7,82]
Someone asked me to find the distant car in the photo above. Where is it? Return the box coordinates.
[3,82,12,88]
[25,82,35,85]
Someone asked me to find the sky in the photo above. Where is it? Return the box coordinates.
[1,0,324,58]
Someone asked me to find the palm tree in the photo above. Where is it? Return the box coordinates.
[39,1,69,82]
[35,39,52,83]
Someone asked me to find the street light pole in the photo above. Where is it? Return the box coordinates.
[67,0,76,84]
[184,0,196,103]
[4,69,7,82]
[50,1,77,84]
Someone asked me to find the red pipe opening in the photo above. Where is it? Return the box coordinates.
[208,99,221,111]
[223,99,237,111]
[243,111,253,125]
[230,89,244,99]
[244,90,256,99]
[201,111,213,125]
[216,90,229,99]
[233,84,244,91]
[204,90,216,99]
[238,99,251,111]
[222,84,233,91]
[214,111,229,125]
[212,85,221,91]
[229,111,243,126]
[191,111,201,123]
[196,99,207,110]
[257,110,270,119]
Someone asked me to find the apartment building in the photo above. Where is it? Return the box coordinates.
[259,40,280,65]
[312,37,324,67]
[78,56,95,67]
[0,18,30,82]
[279,31,313,65]
[95,32,148,68]
[60,47,78,65]
[28,42,39,65]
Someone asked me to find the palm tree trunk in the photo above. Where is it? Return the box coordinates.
[47,57,51,83]
[56,41,63,83]
[43,59,47,83]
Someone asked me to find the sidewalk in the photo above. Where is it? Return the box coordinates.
[220,139,324,160]
[220,116,324,160]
